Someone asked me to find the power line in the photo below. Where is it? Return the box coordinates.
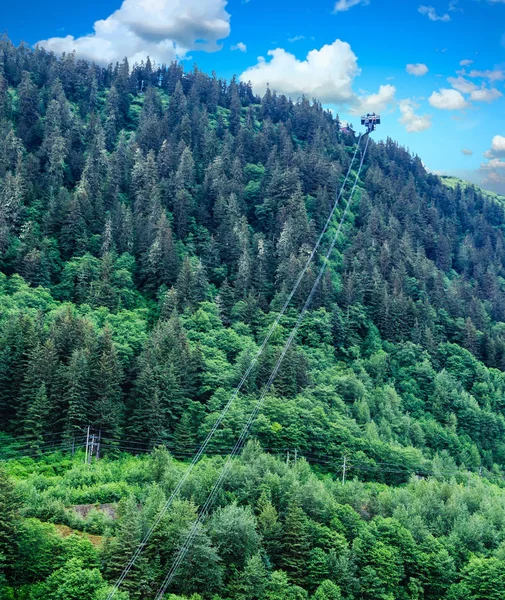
[154,135,371,600]
[4,429,496,482]
[3,437,498,482]
[104,135,365,600]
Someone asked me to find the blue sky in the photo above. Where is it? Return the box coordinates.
[3,0,505,192]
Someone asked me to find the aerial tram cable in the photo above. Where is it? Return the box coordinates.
[105,131,366,599]
[153,133,371,600]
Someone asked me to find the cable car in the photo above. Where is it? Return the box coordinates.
[361,113,380,133]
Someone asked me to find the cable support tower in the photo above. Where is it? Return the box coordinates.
[153,135,371,600]
[104,134,365,600]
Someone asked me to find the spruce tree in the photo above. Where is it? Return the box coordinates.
[19,340,59,435]
[91,327,123,446]
[281,501,312,586]
[0,314,36,428]
[17,71,40,148]
[63,349,91,444]
[23,383,51,451]
[174,411,195,458]
[102,495,149,599]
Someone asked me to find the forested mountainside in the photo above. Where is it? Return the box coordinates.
[3,35,505,600]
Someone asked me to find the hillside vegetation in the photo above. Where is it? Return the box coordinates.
[2,35,505,599]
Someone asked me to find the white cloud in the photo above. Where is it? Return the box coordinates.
[491,135,505,153]
[469,87,503,103]
[351,84,396,114]
[450,72,504,102]
[333,0,369,12]
[448,75,477,93]
[479,136,505,193]
[288,35,305,42]
[482,136,505,159]
[240,39,395,114]
[460,59,473,66]
[231,42,247,52]
[240,40,360,104]
[398,99,432,132]
[406,63,429,76]
[461,148,473,155]
[429,88,468,110]
[481,171,505,195]
[481,158,505,170]
[418,5,451,21]
[36,0,231,65]
[467,68,505,81]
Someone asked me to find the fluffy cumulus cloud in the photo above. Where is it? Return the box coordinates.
[448,76,477,93]
[351,84,396,114]
[36,0,231,65]
[469,87,503,103]
[485,135,505,158]
[333,0,369,12]
[483,158,505,169]
[460,59,473,66]
[231,42,247,52]
[240,40,396,113]
[461,148,473,155]
[241,40,359,104]
[406,63,429,76]
[492,135,505,154]
[448,76,502,103]
[448,68,503,104]
[429,88,468,110]
[480,135,505,194]
[418,5,451,21]
[398,99,432,132]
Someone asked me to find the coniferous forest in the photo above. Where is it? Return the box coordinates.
[3,35,505,599]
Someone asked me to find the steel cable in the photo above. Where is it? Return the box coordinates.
[154,135,371,600]
[104,135,365,600]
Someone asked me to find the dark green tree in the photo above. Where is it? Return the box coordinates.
[281,502,312,586]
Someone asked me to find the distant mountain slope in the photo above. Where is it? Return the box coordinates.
[441,174,505,205]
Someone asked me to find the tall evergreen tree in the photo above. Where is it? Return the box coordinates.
[281,501,312,586]
[91,327,123,444]
[23,383,51,451]
[63,349,91,443]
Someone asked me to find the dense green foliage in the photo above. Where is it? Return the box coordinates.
[4,447,505,600]
[2,35,505,599]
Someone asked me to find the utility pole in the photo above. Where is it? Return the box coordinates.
[84,426,90,464]
[96,430,101,461]
[88,433,95,464]
[342,455,347,485]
